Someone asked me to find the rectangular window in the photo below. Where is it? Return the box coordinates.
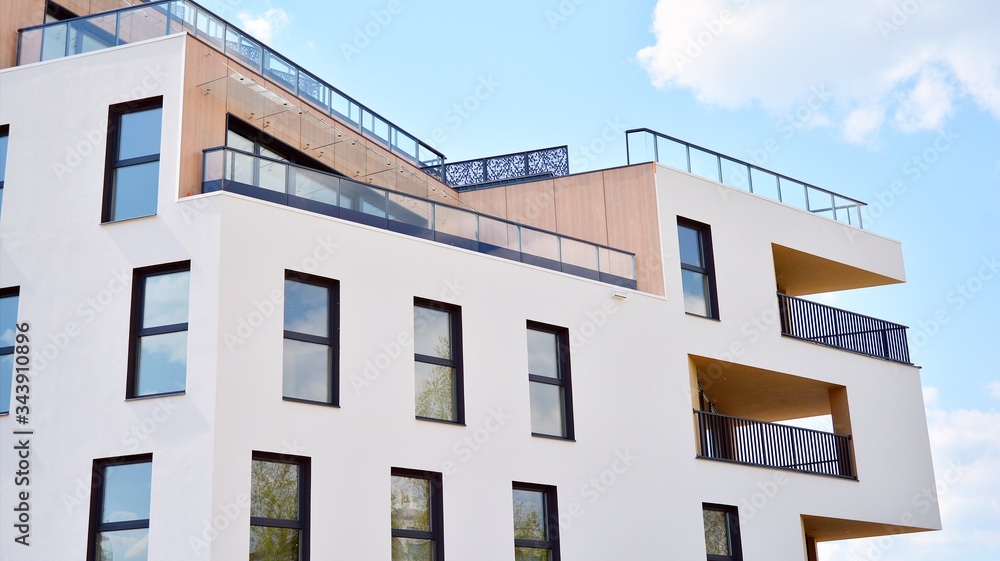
[0,125,8,220]
[678,218,718,318]
[127,262,190,398]
[251,452,310,561]
[102,97,163,222]
[512,483,560,561]
[0,287,20,415]
[526,322,573,439]
[391,469,444,560]
[413,299,463,423]
[87,455,153,561]
[283,271,339,405]
[703,503,743,561]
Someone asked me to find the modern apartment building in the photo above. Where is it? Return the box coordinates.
[0,1,941,560]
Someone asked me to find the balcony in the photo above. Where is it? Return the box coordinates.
[202,148,638,288]
[426,146,571,190]
[626,128,866,228]
[777,293,911,364]
[694,409,855,479]
[16,0,446,174]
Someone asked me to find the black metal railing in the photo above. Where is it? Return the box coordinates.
[694,410,854,479]
[777,293,911,364]
[424,146,570,189]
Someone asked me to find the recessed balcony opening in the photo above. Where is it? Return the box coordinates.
[803,514,934,561]
[689,355,857,479]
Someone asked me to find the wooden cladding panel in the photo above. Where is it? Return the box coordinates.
[553,172,609,246]
[603,164,662,295]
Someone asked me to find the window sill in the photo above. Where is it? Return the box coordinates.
[126,390,185,401]
[416,416,465,426]
[685,312,721,322]
[531,432,576,442]
[283,397,340,408]
[101,212,157,225]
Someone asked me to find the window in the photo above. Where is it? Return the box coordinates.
[413,299,463,423]
[251,452,310,561]
[678,218,718,318]
[127,262,190,398]
[391,469,444,560]
[0,125,8,220]
[87,455,152,561]
[283,271,339,405]
[512,483,559,561]
[0,287,19,415]
[526,322,573,439]
[103,98,163,222]
[703,503,743,561]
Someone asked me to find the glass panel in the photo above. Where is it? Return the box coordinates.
[96,528,149,561]
[102,462,152,522]
[0,354,11,415]
[203,149,224,185]
[520,228,559,262]
[434,205,478,241]
[116,125,162,165]
[677,225,703,268]
[257,159,287,193]
[0,294,18,346]
[512,489,547,541]
[0,132,8,182]
[225,28,262,69]
[393,131,418,161]
[529,381,565,437]
[264,52,297,92]
[720,158,750,191]
[599,248,636,280]
[339,181,385,216]
[142,270,190,328]
[136,331,187,395]
[750,168,779,200]
[807,186,835,219]
[391,475,431,531]
[626,131,655,164]
[292,167,339,205]
[41,23,68,61]
[560,238,597,271]
[282,339,331,402]
[689,147,720,182]
[526,330,557,378]
[514,547,550,561]
[479,216,519,251]
[249,526,299,561]
[195,9,225,48]
[391,537,433,561]
[70,16,115,55]
[779,178,807,211]
[111,161,159,220]
[118,7,167,45]
[329,90,356,124]
[414,362,456,421]
[655,135,688,171]
[230,151,255,185]
[18,28,43,64]
[298,73,329,109]
[284,280,328,337]
[848,205,862,227]
[834,196,854,224]
[704,509,731,555]
[226,130,255,152]
[387,193,431,229]
[251,460,299,520]
[413,307,450,358]
[681,269,711,317]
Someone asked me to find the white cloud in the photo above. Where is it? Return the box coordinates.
[636,0,1000,146]
[988,381,1000,401]
[237,8,290,44]
[819,387,1000,560]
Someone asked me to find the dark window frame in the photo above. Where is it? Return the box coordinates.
[126,261,190,399]
[0,286,20,415]
[678,217,719,320]
[283,270,340,407]
[101,96,163,223]
[0,124,8,219]
[45,1,78,21]
[512,482,561,561]
[390,468,445,561]
[226,114,338,175]
[413,298,464,424]
[526,321,575,440]
[250,451,311,561]
[703,503,743,561]
[86,453,153,561]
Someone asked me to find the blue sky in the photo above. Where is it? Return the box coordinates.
[200,0,999,557]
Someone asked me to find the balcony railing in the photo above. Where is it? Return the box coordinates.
[17,0,446,174]
[777,293,911,364]
[694,410,855,479]
[425,146,571,190]
[626,128,866,228]
[202,148,637,288]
